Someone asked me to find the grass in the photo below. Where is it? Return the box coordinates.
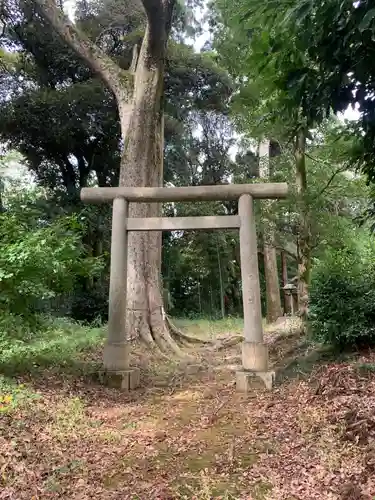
[174,316,244,339]
[0,316,104,376]
[1,314,375,499]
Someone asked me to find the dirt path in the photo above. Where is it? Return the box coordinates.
[1,322,375,499]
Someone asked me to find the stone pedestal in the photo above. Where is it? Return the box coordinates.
[236,341,274,391]
[236,369,275,391]
[101,368,140,391]
[101,341,140,391]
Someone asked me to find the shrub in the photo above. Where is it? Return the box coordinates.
[309,246,375,349]
[71,285,108,324]
[0,188,104,321]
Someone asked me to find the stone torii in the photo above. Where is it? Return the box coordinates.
[81,182,288,391]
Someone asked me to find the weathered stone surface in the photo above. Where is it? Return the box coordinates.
[81,183,289,204]
[127,368,140,390]
[239,195,263,344]
[241,342,269,372]
[103,342,130,372]
[101,368,141,391]
[236,370,275,392]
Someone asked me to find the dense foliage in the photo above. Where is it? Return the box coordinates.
[226,0,375,183]
[0,0,239,321]
[310,237,375,349]
[0,183,103,325]
[1,0,375,349]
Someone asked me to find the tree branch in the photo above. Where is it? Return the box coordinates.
[141,0,163,17]
[31,0,126,97]
[163,0,176,35]
[315,165,348,198]
[140,0,175,46]
[306,152,349,200]
[130,43,139,73]
[141,0,164,40]
[275,244,298,261]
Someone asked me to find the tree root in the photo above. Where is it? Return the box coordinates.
[134,313,242,360]
[213,335,243,350]
[166,315,212,346]
[142,313,194,361]
[166,316,245,353]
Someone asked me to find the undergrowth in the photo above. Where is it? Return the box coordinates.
[0,374,40,413]
[309,246,375,349]
[0,314,104,377]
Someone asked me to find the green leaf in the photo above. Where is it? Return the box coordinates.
[359,8,375,32]
[282,1,312,28]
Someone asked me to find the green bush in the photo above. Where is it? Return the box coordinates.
[309,246,375,348]
[71,285,108,324]
[0,188,104,321]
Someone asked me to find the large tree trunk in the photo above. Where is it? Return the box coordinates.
[34,0,186,354]
[258,139,282,323]
[294,128,311,320]
[118,21,182,352]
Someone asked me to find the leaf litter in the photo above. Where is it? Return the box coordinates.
[1,326,375,499]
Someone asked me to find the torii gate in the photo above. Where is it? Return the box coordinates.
[80,182,288,391]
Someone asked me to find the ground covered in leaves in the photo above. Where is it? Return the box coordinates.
[1,318,375,499]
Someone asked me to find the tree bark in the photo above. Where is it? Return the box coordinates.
[34,0,187,354]
[216,236,225,320]
[294,127,311,320]
[258,139,282,323]
[281,250,291,315]
[0,176,3,213]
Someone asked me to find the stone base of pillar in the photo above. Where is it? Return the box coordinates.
[103,341,130,372]
[236,369,275,392]
[241,341,269,371]
[100,368,141,391]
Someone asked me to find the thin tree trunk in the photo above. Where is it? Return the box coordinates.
[259,139,282,323]
[281,250,291,315]
[216,236,225,320]
[263,244,282,322]
[294,128,311,320]
[0,175,3,213]
[34,0,190,355]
